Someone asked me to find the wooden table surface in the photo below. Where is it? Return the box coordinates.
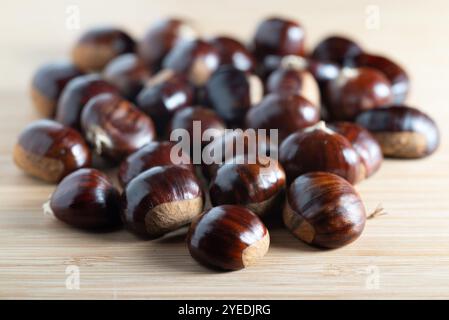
[1,0,449,299]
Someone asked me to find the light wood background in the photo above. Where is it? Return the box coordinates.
[1,0,449,299]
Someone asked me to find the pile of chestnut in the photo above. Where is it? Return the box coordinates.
[14,17,440,271]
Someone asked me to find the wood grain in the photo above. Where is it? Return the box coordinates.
[1,0,449,299]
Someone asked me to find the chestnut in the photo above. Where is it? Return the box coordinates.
[283,172,366,249]
[55,74,119,129]
[245,93,319,142]
[103,53,151,101]
[208,36,255,72]
[72,26,136,72]
[13,119,91,183]
[80,93,155,161]
[252,17,306,61]
[355,105,440,158]
[136,70,194,134]
[279,121,363,184]
[118,141,193,187]
[209,155,286,217]
[30,61,83,118]
[205,65,263,127]
[122,165,204,239]
[311,35,363,66]
[139,18,198,71]
[328,122,383,178]
[187,205,270,270]
[44,168,122,229]
[353,53,410,104]
[162,39,220,86]
[325,67,393,121]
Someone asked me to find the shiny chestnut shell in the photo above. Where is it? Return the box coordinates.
[103,53,151,101]
[13,119,91,183]
[72,26,136,72]
[284,172,366,249]
[55,74,119,129]
[245,93,319,141]
[328,122,383,178]
[47,168,122,229]
[122,165,204,239]
[208,36,255,72]
[279,122,363,184]
[187,205,270,270]
[209,155,286,217]
[162,39,220,86]
[118,141,193,187]
[30,61,83,118]
[311,35,363,66]
[355,105,440,158]
[81,93,155,161]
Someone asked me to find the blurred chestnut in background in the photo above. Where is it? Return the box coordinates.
[209,155,286,217]
[356,105,440,158]
[13,120,91,183]
[55,74,119,129]
[30,61,83,118]
[245,93,319,142]
[162,39,220,86]
[284,172,366,249]
[136,70,194,135]
[72,26,136,72]
[118,141,193,187]
[311,35,363,66]
[208,36,255,72]
[45,168,122,229]
[187,205,270,270]
[325,67,393,121]
[122,165,204,239]
[139,18,198,71]
[80,93,155,161]
[279,121,363,184]
[103,53,151,101]
[205,65,263,127]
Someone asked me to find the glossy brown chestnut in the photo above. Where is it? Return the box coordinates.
[279,121,363,184]
[118,141,193,187]
[13,119,91,183]
[187,205,270,270]
[72,26,136,72]
[353,53,410,104]
[205,65,263,127]
[136,70,194,134]
[162,39,220,86]
[55,74,119,129]
[103,53,151,101]
[328,122,383,178]
[283,172,366,249]
[168,106,226,150]
[245,93,319,141]
[252,17,306,61]
[30,61,83,118]
[311,35,363,66]
[45,168,122,229]
[139,18,198,71]
[208,36,255,72]
[355,105,440,158]
[122,165,204,238]
[209,155,286,217]
[80,93,155,161]
[325,67,393,121]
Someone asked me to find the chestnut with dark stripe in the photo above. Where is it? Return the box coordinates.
[187,205,270,270]
[122,165,204,239]
[208,36,255,72]
[283,172,366,249]
[311,35,363,66]
[13,119,91,183]
[47,168,122,229]
[355,105,440,159]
